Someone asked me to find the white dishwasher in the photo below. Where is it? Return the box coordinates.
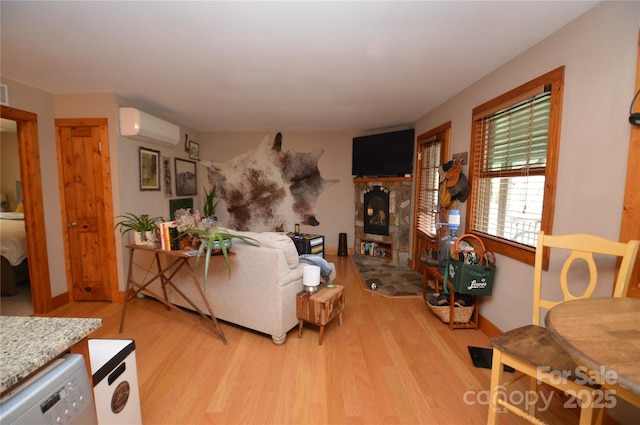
[0,353,98,425]
[88,339,142,425]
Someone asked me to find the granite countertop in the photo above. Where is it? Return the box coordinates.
[0,316,103,393]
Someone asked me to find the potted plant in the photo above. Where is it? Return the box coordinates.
[175,209,259,286]
[190,228,259,285]
[202,185,220,220]
[115,212,164,245]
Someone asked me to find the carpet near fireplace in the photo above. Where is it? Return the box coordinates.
[350,254,423,297]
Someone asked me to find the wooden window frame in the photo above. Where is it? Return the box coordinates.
[467,67,564,267]
[411,122,450,270]
[416,134,446,239]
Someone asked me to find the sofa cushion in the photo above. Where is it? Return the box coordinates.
[252,232,300,269]
[228,229,299,270]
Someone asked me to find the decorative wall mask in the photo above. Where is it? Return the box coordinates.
[201,133,339,232]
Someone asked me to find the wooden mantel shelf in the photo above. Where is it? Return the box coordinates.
[353,176,412,183]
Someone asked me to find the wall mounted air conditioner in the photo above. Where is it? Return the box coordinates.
[119,107,181,146]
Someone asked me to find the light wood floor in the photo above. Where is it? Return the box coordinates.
[45,255,589,424]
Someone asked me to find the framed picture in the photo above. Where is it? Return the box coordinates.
[139,147,161,191]
[162,156,173,197]
[175,158,197,196]
[188,141,200,160]
[169,198,194,220]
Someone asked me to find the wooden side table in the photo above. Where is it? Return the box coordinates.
[297,284,345,345]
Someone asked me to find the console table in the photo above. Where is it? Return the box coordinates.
[119,245,228,344]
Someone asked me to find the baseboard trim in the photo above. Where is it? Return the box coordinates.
[51,292,70,311]
[322,247,356,256]
[478,314,502,338]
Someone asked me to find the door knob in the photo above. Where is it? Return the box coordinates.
[68,222,77,227]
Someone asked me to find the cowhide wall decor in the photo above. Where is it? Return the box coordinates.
[201,133,339,232]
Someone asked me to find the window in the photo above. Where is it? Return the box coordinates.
[412,123,449,270]
[416,140,442,238]
[468,67,564,266]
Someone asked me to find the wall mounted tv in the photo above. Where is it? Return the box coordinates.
[351,129,415,177]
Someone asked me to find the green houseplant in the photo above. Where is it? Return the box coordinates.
[189,227,259,286]
[115,213,164,245]
[192,229,259,286]
[175,209,259,286]
[202,185,220,219]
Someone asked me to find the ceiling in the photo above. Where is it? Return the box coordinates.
[1,1,600,133]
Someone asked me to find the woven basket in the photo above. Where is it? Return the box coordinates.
[427,293,474,324]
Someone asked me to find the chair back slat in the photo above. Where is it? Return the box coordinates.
[559,251,598,300]
[532,231,639,326]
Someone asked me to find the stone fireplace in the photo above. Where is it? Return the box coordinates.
[354,177,412,266]
[363,185,390,236]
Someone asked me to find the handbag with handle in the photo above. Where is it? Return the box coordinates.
[443,234,496,296]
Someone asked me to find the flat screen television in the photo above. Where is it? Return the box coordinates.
[351,129,415,177]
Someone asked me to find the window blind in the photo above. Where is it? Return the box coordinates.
[416,142,440,238]
[485,93,550,172]
[471,91,551,247]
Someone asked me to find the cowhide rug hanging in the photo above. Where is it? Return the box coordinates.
[201,133,339,232]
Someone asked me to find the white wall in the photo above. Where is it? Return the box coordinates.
[110,98,203,290]
[414,1,639,331]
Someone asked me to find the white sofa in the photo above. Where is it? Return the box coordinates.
[140,231,334,344]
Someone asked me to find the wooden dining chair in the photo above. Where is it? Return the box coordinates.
[487,231,640,425]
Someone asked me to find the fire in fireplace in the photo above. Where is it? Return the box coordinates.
[363,186,390,236]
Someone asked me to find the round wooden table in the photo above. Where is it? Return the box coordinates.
[545,297,640,404]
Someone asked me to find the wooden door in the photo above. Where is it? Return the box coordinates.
[619,31,640,298]
[0,105,53,313]
[56,119,117,301]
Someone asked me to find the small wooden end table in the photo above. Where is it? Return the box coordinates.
[297,284,345,345]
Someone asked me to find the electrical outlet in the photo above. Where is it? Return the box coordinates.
[452,152,468,165]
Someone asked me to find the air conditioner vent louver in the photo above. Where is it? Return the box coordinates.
[119,107,180,146]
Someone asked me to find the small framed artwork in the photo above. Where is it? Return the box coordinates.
[139,147,161,191]
[162,156,173,197]
[169,198,194,220]
[188,141,200,160]
[175,158,197,196]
